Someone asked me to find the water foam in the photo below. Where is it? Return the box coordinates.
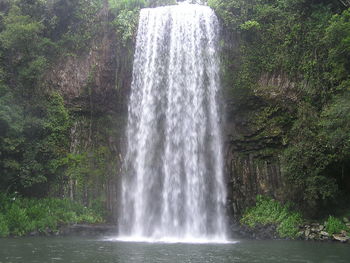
[118,3,227,243]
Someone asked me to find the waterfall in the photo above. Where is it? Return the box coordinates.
[118,3,227,243]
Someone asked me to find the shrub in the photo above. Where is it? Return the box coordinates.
[0,195,104,237]
[241,195,302,239]
[325,216,347,235]
[0,213,9,237]
[5,203,34,236]
[277,213,302,238]
[24,202,57,232]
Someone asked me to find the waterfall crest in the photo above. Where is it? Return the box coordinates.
[118,3,227,243]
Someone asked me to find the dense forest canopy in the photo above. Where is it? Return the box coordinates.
[0,0,349,224]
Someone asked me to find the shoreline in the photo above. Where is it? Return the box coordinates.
[232,223,350,244]
[2,223,348,245]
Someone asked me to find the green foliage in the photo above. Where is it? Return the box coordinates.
[208,0,253,27]
[145,0,176,7]
[0,1,120,205]
[0,213,9,237]
[57,0,103,53]
[239,20,260,31]
[241,195,302,238]
[6,203,34,236]
[325,215,347,235]
[0,193,103,237]
[281,104,338,203]
[0,5,44,50]
[109,0,145,10]
[211,0,350,209]
[319,92,350,159]
[278,213,303,238]
[113,8,140,45]
[62,145,114,211]
[0,4,49,91]
[109,0,145,46]
[324,8,350,90]
[0,89,71,194]
[0,1,77,196]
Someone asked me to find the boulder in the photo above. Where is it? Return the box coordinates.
[29,230,39,236]
[340,230,348,236]
[305,229,310,237]
[309,233,316,240]
[320,231,329,237]
[320,235,330,241]
[333,234,349,243]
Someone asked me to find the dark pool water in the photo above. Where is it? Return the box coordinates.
[0,236,349,263]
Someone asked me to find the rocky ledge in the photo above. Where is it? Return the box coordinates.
[299,221,350,243]
[233,219,350,244]
[232,223,279,240]
[28,224,117,237]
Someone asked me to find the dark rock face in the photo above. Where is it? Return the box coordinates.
[230,223,279,240]
[225,149,284,219]
[45,25,125,115]
[224,117,285,220]
[244,224,279,240]
[27,224,118,237]
[223,73,299,219]
[59,224,118,237]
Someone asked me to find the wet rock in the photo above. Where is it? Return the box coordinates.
[320,231,329,237]
[320,235,330,241]
[319,225,324,231]
[340,230,348,236]
[308,233,316,240]
[236,223,279,240]
[343,217,349,223]
[59,224,118,237]
[333,234,349,243]
[44,227,53,236]
[29,231,39,236]
[305,229,310,237]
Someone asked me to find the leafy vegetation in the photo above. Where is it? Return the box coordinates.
[241,195,302,238]
[109,0,145,45]
[325,215,347,235]
[0,193,103,237]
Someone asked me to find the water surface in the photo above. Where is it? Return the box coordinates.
[0,237,349,263]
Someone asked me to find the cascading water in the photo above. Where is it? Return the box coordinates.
[118,3,227,243]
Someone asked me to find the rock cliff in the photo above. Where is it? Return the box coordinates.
[44,6,134,222]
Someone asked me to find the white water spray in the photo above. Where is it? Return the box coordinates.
[118,3,227,243]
